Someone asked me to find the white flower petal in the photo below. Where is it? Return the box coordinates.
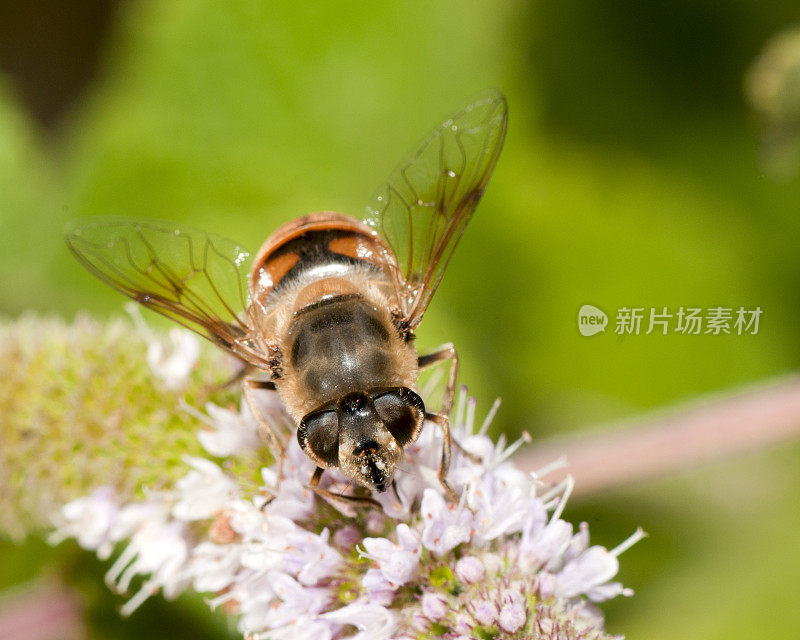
[322,601,396,640]
[420,489,473,556]
[172,457,239,521]
[146,328,199,390]
[554,546,620,599]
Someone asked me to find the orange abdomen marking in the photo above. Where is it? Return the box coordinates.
[249,212,396,309]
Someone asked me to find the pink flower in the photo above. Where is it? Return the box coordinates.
[146,328,199,390]
[51,387,642,640]
[420,489,473,556]
[360,524,421,587]
[283,528,342,585]
[50,486,119,559]
[322,600,396,640]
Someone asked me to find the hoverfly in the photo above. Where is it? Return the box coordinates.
[66,90,508,507]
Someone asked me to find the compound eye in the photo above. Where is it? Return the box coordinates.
[373,388,424,447]
[298,410,339,467]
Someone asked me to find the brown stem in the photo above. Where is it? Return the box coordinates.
[0,581,86,640]
[515,374,800,497]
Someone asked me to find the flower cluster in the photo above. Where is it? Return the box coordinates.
[50,331,642,640]
[0,312,240,539]
[746,26,800,176]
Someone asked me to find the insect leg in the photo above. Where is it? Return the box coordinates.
[307,467,382,510]
[243,375,285,460]
[226,365,269,389]
[418,342,459,415]
[424,412,457,503]
[418,344,481,463]
[207,365,271,395]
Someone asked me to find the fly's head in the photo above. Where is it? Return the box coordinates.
[297,388,425,492]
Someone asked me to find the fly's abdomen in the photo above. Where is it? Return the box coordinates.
[249,212,393,315]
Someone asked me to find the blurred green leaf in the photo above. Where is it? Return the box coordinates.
[2,1,800,638]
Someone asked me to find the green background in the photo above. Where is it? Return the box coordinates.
[1,1,799,638]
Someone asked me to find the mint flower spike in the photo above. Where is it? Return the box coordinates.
[0,312,241,539]
[46,322,642,640]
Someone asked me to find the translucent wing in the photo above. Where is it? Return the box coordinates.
[364,89,508,328]
[66,218,270,368]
